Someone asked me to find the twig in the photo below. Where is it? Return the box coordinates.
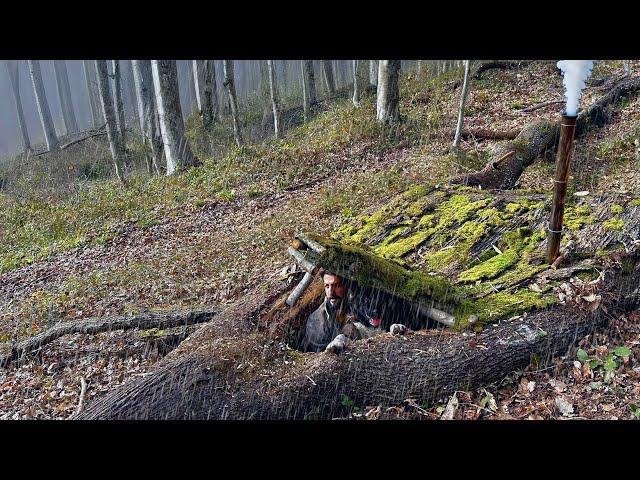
[76,377,87,415]
[520,100,564,113]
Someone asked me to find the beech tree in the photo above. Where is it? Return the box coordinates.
[192,60,219,131]
[303,60,317,105]
[83,60,103,128]
[111,60,126,146]
[53,60,78,135]
[376,60,401,125]
[369,60,378,87]
[321,60,336,94]
[267,60,281,139]
[453,60,471,150]
[28,60,59,151]
[95,60,126,184]
[131,60,163,174]
[223,60,243,147]
[352,60,368,107]
[151,60,199,174]
[5,60,31,153]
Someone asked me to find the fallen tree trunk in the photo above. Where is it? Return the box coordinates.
[451,76,640,189]
[450,61,534,89]
[0,309,216,368]
[76,259,640,419]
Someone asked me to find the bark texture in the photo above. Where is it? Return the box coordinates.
[131,60,163,174]
[267,60,281,139]
[376,60,401,124]
[95,60,126,184]
[53,60,78,135]
[28,60,59,150]
[152,60,199,174]
[223,60,243,147]
[322,60,336,94]
[83,60,104,128]
[5,60,31,152]
[111,60,126,146]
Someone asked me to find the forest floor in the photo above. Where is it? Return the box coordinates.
[1,60,639,419]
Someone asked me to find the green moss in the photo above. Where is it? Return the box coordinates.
[564,204,595,231]
[458,249,519,282]
[630,199,640,207]
[422,221,487,270]
[604,217,625,231]
[472,289,557,324]
[611,204,625,215]
[305,233,458,305]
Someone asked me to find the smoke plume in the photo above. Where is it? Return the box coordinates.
[557,60,595,116]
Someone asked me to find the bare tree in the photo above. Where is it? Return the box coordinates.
[352,60,368,107]
[152,60,199,174]
[95,60,126,184]
[131,60,163,175]
[5,60,31,153]
[267,60,281,139]
[53,60,78,135]
[453,60,472,150]
[322,60,336,94]
[192,60,219,132]
[300,61,310,122]
[223,60,243,147]
[83,60,103,128]
[369,60,378,87]
[303,60,317,105]
[376,60,401,125]
[28,60,59,151]
[111,60,126,146]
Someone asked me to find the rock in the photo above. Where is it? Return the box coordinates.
[555,396,574,416]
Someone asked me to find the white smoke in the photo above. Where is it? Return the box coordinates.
[557,60,595,116]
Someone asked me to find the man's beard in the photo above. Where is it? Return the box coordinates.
[327,296,343,311]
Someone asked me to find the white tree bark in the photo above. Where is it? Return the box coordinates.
[267,60,281,139]
[223,60,243,147]
[453,60,472,150]
[28,60,59,151]
[5,60,31,152]
[53,60,78,135]
[192,60,204,113]
[376,60,401,125]
[151,60,199,174]
[131,60,163,175]
[95,60,126,184]
[300,60,310,122]
[369,60,378,87]
[83,60,104,128]
[111,60,126,147]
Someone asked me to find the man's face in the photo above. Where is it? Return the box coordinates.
[324,274,346,308]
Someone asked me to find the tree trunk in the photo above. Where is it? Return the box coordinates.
[95,60,126,184]
[267,60,281,139]
[223,60,243,147]
[151,60,200,174]
[352,60,365,107]
[203,60,219,129]
[28,60,59,151]
[131,60,163,175]
[376,60,401,125]
[300,61,310,122]
[83,60,104,128]
[303,60,317,105]
[53,60,78,135]
[192,60,204,113]
[452,60,471,149]
[369,60,378,87]
[76,250,640,420]
[5,60,31,153]
[452,75,640,190]
[111,60,126,147]
[322,60,336,94]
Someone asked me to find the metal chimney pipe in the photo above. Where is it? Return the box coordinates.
[547,114,577,264]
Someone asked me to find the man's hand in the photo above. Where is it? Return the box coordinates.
[389,324,408,335]
[325,334,350,354]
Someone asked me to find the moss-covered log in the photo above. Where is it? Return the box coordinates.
[452,76,640,190]
[76,185,640,419]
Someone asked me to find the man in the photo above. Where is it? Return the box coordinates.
[302,272,407,353]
